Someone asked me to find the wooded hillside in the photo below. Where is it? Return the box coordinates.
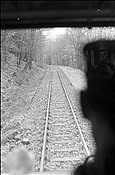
[1,27,115,117]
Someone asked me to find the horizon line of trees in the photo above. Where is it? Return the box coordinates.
[1,27,115,74]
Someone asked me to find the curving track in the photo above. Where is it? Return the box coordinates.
[39,67,91,172]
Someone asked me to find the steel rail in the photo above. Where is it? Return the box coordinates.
[57,70,90,157]
[40,75,52,172]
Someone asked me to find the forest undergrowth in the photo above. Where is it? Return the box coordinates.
[1,53,46,132]
[1,50,46,173]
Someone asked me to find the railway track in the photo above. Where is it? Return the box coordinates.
[1,66,94,174]
[39,67,90,172]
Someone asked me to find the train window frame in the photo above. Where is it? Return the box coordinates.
[1,1,115,175]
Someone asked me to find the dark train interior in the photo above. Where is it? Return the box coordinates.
[1,1,115,28]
